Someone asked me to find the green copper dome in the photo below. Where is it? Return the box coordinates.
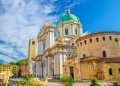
[57,8,80,25]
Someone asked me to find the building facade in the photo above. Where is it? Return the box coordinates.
[12,65,19,77]
[28,38,37,74]
[20,65,29,77]
[64,32,120,81]
[28,8,120,80]
[0,64,12,73]
[35,8,82,78]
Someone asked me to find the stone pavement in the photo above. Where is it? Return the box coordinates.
[46,82,90,86]
[46,81,113,86]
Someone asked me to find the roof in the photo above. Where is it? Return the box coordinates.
[80,56,120,63]
[76,31,120,43]
[80,56,100,61]
[57,8,80,25]
[104,57,120,63]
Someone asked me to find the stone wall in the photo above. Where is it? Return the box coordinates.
[63,57,120,81]
[76,32,120,58]
[28,38,36,60]
[103,63,120,80]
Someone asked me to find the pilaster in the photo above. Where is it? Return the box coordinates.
[54,54,57,76]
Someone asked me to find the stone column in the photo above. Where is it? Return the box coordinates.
[54,54,57,77]
[48,56,51,77]
[39,61,42,77]
[70,24,73,35]
[38,41,43,54]
[57,54,60,76]
[44,57,48,77]
[36,60,39,77]
[55,53,64,78]
[45,33,49,50]
[79,26,83,34]
[59,53,63,77]
[49,31,54,47]
[63,53,67,63]
[60,27,63,36]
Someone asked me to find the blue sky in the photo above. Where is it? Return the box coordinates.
[0,0,120,63]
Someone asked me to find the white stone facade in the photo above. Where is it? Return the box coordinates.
[29,8,120,80]
[35,8,83,78]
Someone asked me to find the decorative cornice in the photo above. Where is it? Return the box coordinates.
[56,21,82,28]
[37,26,56,39]
[76,31,120,43]
[37,44,76,57]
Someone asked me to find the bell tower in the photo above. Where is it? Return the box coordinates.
[28,38,36,61]
[28,38,36,74]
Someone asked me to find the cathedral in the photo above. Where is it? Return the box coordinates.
[28,8,120,81]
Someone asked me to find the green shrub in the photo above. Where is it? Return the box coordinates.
[90,78,100,86]
[17,74,45,86]
[18,81,45,86]
[0,83,6,86]
[22,74,34,81]
[60,75,74,86]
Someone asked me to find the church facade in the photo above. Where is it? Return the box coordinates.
[28,8,120,80]
[35,8,82,78]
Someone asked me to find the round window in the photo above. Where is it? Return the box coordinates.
[32,41,35,45]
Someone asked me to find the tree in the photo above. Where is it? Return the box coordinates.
[9,58,28,66]
[9,62,17,65]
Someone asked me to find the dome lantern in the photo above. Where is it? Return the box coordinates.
[66,7,70,14]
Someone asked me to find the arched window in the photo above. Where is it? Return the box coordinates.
[68,54,70,57]
[80,42,82,46]
[90,39,92,43]
[109,36,112,40]
[72,43,74,46]
[96,38,99,42]
[115,38,119,42]
[109,68,112,75]
[65,29,68,35]
[32,41,35,45]
[84,40,87,44]
[83,54,86,58]
[102,51,107,57]
[58,32,60,37]
[103,37,105,41]
[119,68,120,73]
[75,29,78,35]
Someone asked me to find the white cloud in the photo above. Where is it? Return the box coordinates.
[0,44,14,54]
[0,0,83,63]
[0,0,57,63]
[0,54,16,63]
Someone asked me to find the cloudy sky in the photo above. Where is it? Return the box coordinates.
[0,0,120,63]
